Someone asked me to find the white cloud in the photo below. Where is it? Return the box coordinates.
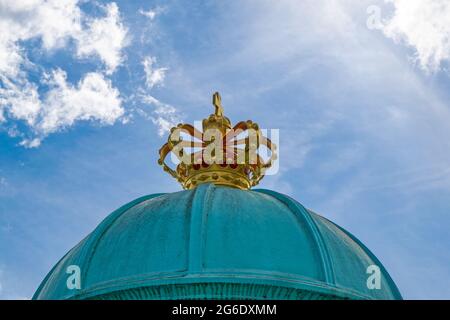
[139,9,156,20]
[30,69,123,146]
[0,0,81,77]
[0,1,128,146]
[0,0,128,75]
[139,6,165,20]
[0,75,42,126]
[19,138,41,148]
[0,39,26,80]
[382,0,450,72]
[39,69,124,134]
[139,95,181,136]
[2,69,124,148]
[142,56,168,89]
[137,55,177,137]
[76,3,128,74]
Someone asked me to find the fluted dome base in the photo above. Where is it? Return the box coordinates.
[89,282,345,300]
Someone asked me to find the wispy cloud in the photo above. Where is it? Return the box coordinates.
[142,56,168,89]
[138,94,181,136]
[138,6,165,21]
[382,0,450,73]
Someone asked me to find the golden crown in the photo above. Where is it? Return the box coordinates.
[158,92,277,190]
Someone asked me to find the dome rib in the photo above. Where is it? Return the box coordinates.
[81,194,166,284]
[187,184,211,272]
[317,214,402,300]
[32,245,74,300]
[254,189,336,285]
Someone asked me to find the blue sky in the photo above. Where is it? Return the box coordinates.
[1,0,450,299]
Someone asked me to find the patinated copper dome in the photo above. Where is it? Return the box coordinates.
[34,184,402,300]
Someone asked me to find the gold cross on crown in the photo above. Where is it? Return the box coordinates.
[212,92,224,117]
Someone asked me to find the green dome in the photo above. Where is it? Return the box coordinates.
[33,184,402,300]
